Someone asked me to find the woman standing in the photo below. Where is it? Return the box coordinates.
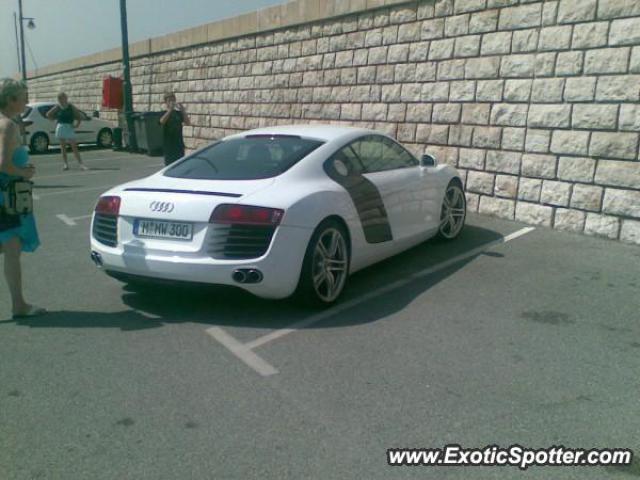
[46,92,88,171]
[159,91,190,166]
[0,78,45,318]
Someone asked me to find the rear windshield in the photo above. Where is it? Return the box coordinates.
[164,135,324,180]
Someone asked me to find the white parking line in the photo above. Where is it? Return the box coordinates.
[37,162,163,181]
[208,226,535,377]
[37,185,116,198]
[56,213,92,226]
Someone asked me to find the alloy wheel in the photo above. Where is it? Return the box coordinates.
[311,228,348,303]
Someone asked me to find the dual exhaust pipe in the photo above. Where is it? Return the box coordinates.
[232,268,263,284]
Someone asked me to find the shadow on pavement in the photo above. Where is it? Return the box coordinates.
[0,225,507,332]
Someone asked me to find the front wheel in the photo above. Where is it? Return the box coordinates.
[296,220,350,306]
[30,132,49,154]
[97,128,113,148]
[437,180,466,240]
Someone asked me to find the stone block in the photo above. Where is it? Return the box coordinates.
[542,1,559,26]
[401,83,424,102]
[454,0,487,14]
[598,0,640,20]
[541,180,572,207]
[449,125,474,146]
[387,44,409,63]
[416,62,438,81]
[494,174,518,198]
[564,77,596,102]
[584,48,630,75]
[406,103,433,122]
[596,76,640,102]
[550,130,590,156]
[395,64,416,82]
[512,29,538,53]
[498,3,542,30]
[539,26,572,51]
[466,192,480,211]
[572,105,618,130]
[554,208,586,232]
[486,150,521,173]
[531,79,565,102]
[422,82,450,101]
[525,129,551,153]
[620,105,640,131]
[584,213,620,239]
[473,126,502,148]
[504,79,532,102]
[572,22,608,48]
[416,124,450,144]
[502,127,525,150]
[490,103,528,127]
[479,196,515,219]
[409,41,430,62]
[557,0,596,23]
[620,220,640,245]
[341,104,362,120]
[421,18,445,40]
[518,178,542,202]
[469,9,498,33]
[571,184,603,211]
[465,56,500,79]
[368,46,388,64]
[632,48,640,73]
[555,51,583,77]
[445,14,470,37]
[455,35,481,57]
[528,105,571,128]
[481,32,511,55]
[438,59,467,80]
[476,80,503,101]
[433,103,462,123]
[458,148,486,169]
[535,52,557,77]
[589,132,639,160]
[449,80,476,101]
[501,54,536,78]
[602,189,640,219]
[397,123,417,142]
[521,154,557,179]
[516,202,554,227]
[430,39,455,60]
[595,160,640,188]
[557,157,596,182]
[462,103,491,124]
[467,171,495,194]
[435,0,454,17]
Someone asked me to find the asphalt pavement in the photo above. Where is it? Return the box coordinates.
[1,148,639,480]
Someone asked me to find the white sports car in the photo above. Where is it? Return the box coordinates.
[90,125,466,304]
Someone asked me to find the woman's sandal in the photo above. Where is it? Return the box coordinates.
[13,305,47,319]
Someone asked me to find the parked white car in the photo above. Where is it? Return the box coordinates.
[21,102,114,153]
[90,125,466,305]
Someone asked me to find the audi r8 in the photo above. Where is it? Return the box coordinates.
[90,125,466,304]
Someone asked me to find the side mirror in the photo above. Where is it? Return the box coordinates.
[92,110,100,118]
[421,154,437,167]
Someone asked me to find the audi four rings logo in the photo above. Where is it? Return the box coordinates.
[149,201,175,213]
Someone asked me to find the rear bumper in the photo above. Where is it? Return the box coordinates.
[90,224,313,299]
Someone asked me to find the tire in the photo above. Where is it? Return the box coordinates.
[437,179,466,241]
[97,128,113,148]
[295,219,350,307]
[29,132,49,154]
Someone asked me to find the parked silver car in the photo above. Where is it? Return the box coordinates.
[21,102,115,154]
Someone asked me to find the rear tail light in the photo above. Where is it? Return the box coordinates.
[95,196,121,216]
[210,204,284,226]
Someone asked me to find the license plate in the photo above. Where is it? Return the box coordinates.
[134,219,193,240]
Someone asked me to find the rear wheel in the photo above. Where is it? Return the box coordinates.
[437,180,466,240]
[30,132,49,154]
[296,219,350,306]
[97,128,113,148]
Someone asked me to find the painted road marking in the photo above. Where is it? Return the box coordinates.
[37,162,163,180]
[56,214,92,226]
[208,226,535,377]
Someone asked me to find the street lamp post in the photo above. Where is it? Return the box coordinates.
[119,0,137,150]
[17,0,35,82]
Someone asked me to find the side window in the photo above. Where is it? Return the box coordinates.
[351,137,385,173]
[329,145,364,177]
[381,137,419,169]
[37,105,52,117]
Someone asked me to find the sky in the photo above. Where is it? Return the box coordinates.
[0,0,287,78]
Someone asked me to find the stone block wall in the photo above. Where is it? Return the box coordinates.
[26,0,640,244]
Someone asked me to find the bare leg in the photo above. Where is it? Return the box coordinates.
[2,237,29,314]
[60,140,69,170]
[70,141,87,170]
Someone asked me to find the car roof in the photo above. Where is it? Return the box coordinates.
[231,124,379,142]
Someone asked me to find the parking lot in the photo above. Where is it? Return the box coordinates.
[1,148,639,479]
